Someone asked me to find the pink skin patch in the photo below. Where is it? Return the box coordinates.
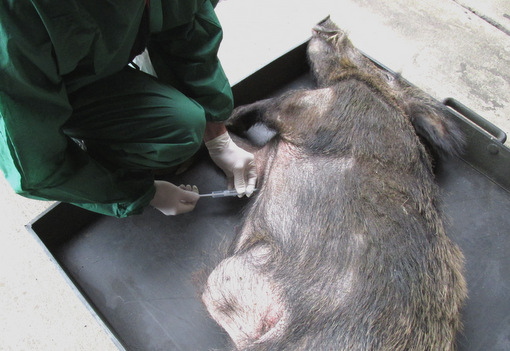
[254,304,288,345]
[202,247,288,349]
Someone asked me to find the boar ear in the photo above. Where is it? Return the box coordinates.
[226,98,276,135]
[406,101,465,157]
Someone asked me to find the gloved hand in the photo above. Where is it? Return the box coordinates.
[150,181,200,216]
[205,132,257,197]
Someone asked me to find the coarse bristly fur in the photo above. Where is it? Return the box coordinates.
[202,17,467,351]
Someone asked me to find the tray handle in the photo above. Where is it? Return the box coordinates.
[443,97,507,144]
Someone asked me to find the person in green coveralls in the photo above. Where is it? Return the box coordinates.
[0,0,257,217]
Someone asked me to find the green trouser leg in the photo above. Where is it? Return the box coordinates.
[63,67,207,171]
[60,67,206,217]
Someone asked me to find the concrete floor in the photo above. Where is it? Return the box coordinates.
[1,0,509,350]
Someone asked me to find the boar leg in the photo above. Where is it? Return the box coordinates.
[202,247,288,348]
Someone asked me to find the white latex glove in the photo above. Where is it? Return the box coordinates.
[205,132,257,197]
[150,181,200,216]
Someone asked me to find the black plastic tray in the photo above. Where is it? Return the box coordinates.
[28,41,510,351]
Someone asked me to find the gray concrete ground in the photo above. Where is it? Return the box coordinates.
[1,0,509,350]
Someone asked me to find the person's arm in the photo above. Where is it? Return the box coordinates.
[203,121,227,142]
[147,1,257,196]
[0,3,155,218]
[147,0,234,123]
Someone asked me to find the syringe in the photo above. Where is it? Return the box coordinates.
[199,188,258,198]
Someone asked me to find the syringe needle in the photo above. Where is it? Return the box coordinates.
[199,189,237,198]
[199,188,258,198]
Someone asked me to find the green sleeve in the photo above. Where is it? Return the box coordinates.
[147,0,234,122]
[0,3,155,218]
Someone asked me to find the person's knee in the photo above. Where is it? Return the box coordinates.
[169,98,206,154]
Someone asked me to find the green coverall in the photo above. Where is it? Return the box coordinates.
[0,0,233,217]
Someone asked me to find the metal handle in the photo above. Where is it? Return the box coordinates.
[443,98,507,144]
